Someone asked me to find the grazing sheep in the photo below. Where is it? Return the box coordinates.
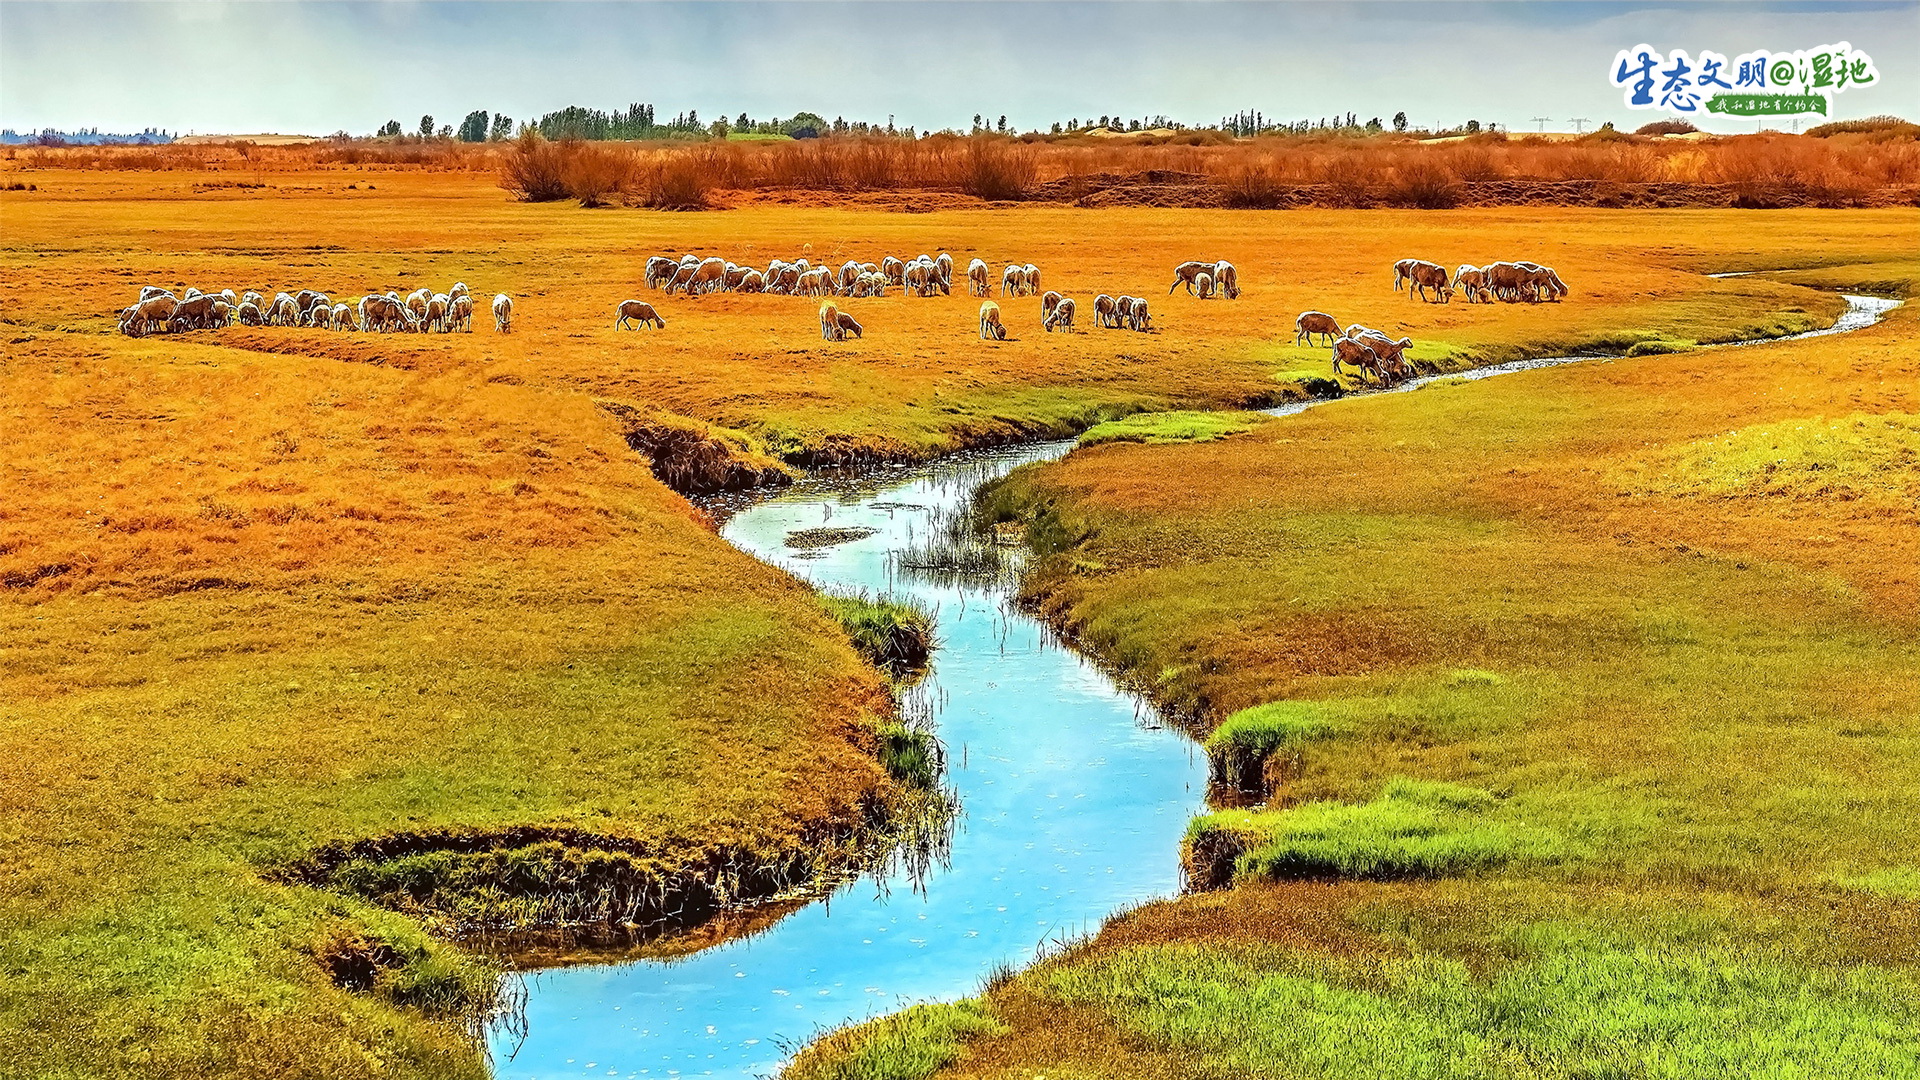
[723,263,751,291]
[1001,264,1026,297]
[904,261,938,297]
[1294,311,1342,346]
[1516,262,1567,301]
[330,303,357,332]
[1195,273,1215,299]
[819,300,842,341]
[1214,260,1241,299]
[838,261,862,293]
[237,301,265,327]
[1093,294,1120,328]
[979,301,1007,341]
[1044,297,1076,333]
[800,267,837,297]
[1169,260,1214,295]
[1392,258,1419,292]
[1483,261,1528,302]
[690,257,727,295]
[219,289,238,308]
[1022,264,1040,295]
[1127,297,1152,332]
[835,311,864,339]
[882,256,906,285]
[1040,290,1063,320]
[768,263,801,294]
[935,252,954,291]
[448,294,475,332]
[405,288,431,322]
[1454,266,1492,303]
[241,290,265,313]
[492,293,513,333]
[170,293,218,331]
[1333,336,1384,382]
[449,282,470,302]
[666,263,699,295]
[645,255,677,289]
[967,258,991,296]
[1350,328,1414,373]
[615,299,666,330]
[423,294,449,332]
[133,293,178,333]
[737,269,766,294]
[1403,260,1452,303]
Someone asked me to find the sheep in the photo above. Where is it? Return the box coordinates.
[737,269,766,294]
[819,300,842,341]
[1483,261,1528,302]
[330,302,357,332]
[690,257,727,295]
[1126,297,1152,332]
[1044,297,1076,333]
[1093,294,1120,328]
[798,267,835,297]
[1403,260,1451,303]
[666,263,699,295]
[1294,311,1342,346]
[861,261,879,275]
[855,271,888,298]
[1022,264,1041,296]
[1169,260,1214,294]
[1213,260,1241,299]
[882,255,906,285]
[1349,328,1414,373]
[237,301,265,327]
[1454,266,1492,303]
[1332,336,1384,383]
[303,293,333,323]
[967,258,991,296]
[979,301,1007,341]
[768,263,801,294]
[645,255,677,289]
[133,293,178,333]
[904,260,937,297]
[241,290,265,313]
[1197,273,1219,299]
[449,282,470,302]
[138,285,172,302]
[405,288,431,322]
[425,293,451,332]
[1516,262,1567,301]
[448,294,474,332]
[219,289,238,308]
[838,261,862,293]
[935,252,954,293]
[170,293,218,332]
[1392,258,1419,292]
[1002,264,1026,296]
[1040,290,1063,321]
[492,293,513,332]
[835,311,864,339]
[615,299,666,330]
[723,262,751,291]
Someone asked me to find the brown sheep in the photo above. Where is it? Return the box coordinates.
[1040,290,1062,320]
[1454,265,1492,303]
[1043,297,1076,333]
[1195,273,1215,299]
[616,299,666,330]
[1214,260,1241,299]
[1127,297,1152,332]
[1333,336,1383,382]
[967,258,991,297]
[1403,260,1452,303]
[1093,294,1120,328]
[1169,260,1213,295]
[1294,311,1341,346]
[819,300,842,341]
[835,311,864,339]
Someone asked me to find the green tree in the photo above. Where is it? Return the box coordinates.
[1393,111,1408,132]
[377,119,402,137]
[456,110,489,142]
[488,113,513,141]
[1366,116,1383,133]
[1465,119,1481,133]
[418,115,434,137]
[997,115,1008,133]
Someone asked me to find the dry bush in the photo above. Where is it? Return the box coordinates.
[1383,160,1461,208]
[638,150,712,210]
[961,137,1037,201]
[1319,157,1374,208]
[1222,165,1284,209]
[499,132,571,202]
[559,141,634,207]
[1636,119,1700,136]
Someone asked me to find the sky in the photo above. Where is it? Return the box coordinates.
[2,1,1914,136]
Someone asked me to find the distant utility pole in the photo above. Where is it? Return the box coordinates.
[1531,116,1553,133]
[1568,117,1592,134]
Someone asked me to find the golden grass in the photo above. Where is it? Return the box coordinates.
[3,168,1916,1077]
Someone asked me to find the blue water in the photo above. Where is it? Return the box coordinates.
[488,443,1208,1079]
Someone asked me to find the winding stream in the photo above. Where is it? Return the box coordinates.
[487,290,1896,1079]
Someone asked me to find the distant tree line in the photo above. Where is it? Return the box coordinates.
[1,127,175,146]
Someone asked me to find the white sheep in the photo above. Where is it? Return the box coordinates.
[967,258,991,296]
[492,293,513,332]
[978,301,1007,341]
[1043,297,1076,333]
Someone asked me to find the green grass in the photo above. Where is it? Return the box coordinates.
[817,591,938,671]
[1203,700,1344,789]
[782,1000,1005,1080]
[1078,410,1268,447]
[1186,779,1565,885]
[1036,932,1920,1080]
[1829,866,1920,899]
[1618,412,1920,503]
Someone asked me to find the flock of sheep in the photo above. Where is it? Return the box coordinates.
[111,251,1570,396]
[624,251,1251,342]
[1288,256,1572,386]
[117,283,515,336]
[1393,258,1569,304]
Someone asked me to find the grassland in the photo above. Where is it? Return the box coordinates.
[3,165,1916,1077]
[825,254,1920,1078]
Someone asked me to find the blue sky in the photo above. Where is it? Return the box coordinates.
[2,2,1913,135]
